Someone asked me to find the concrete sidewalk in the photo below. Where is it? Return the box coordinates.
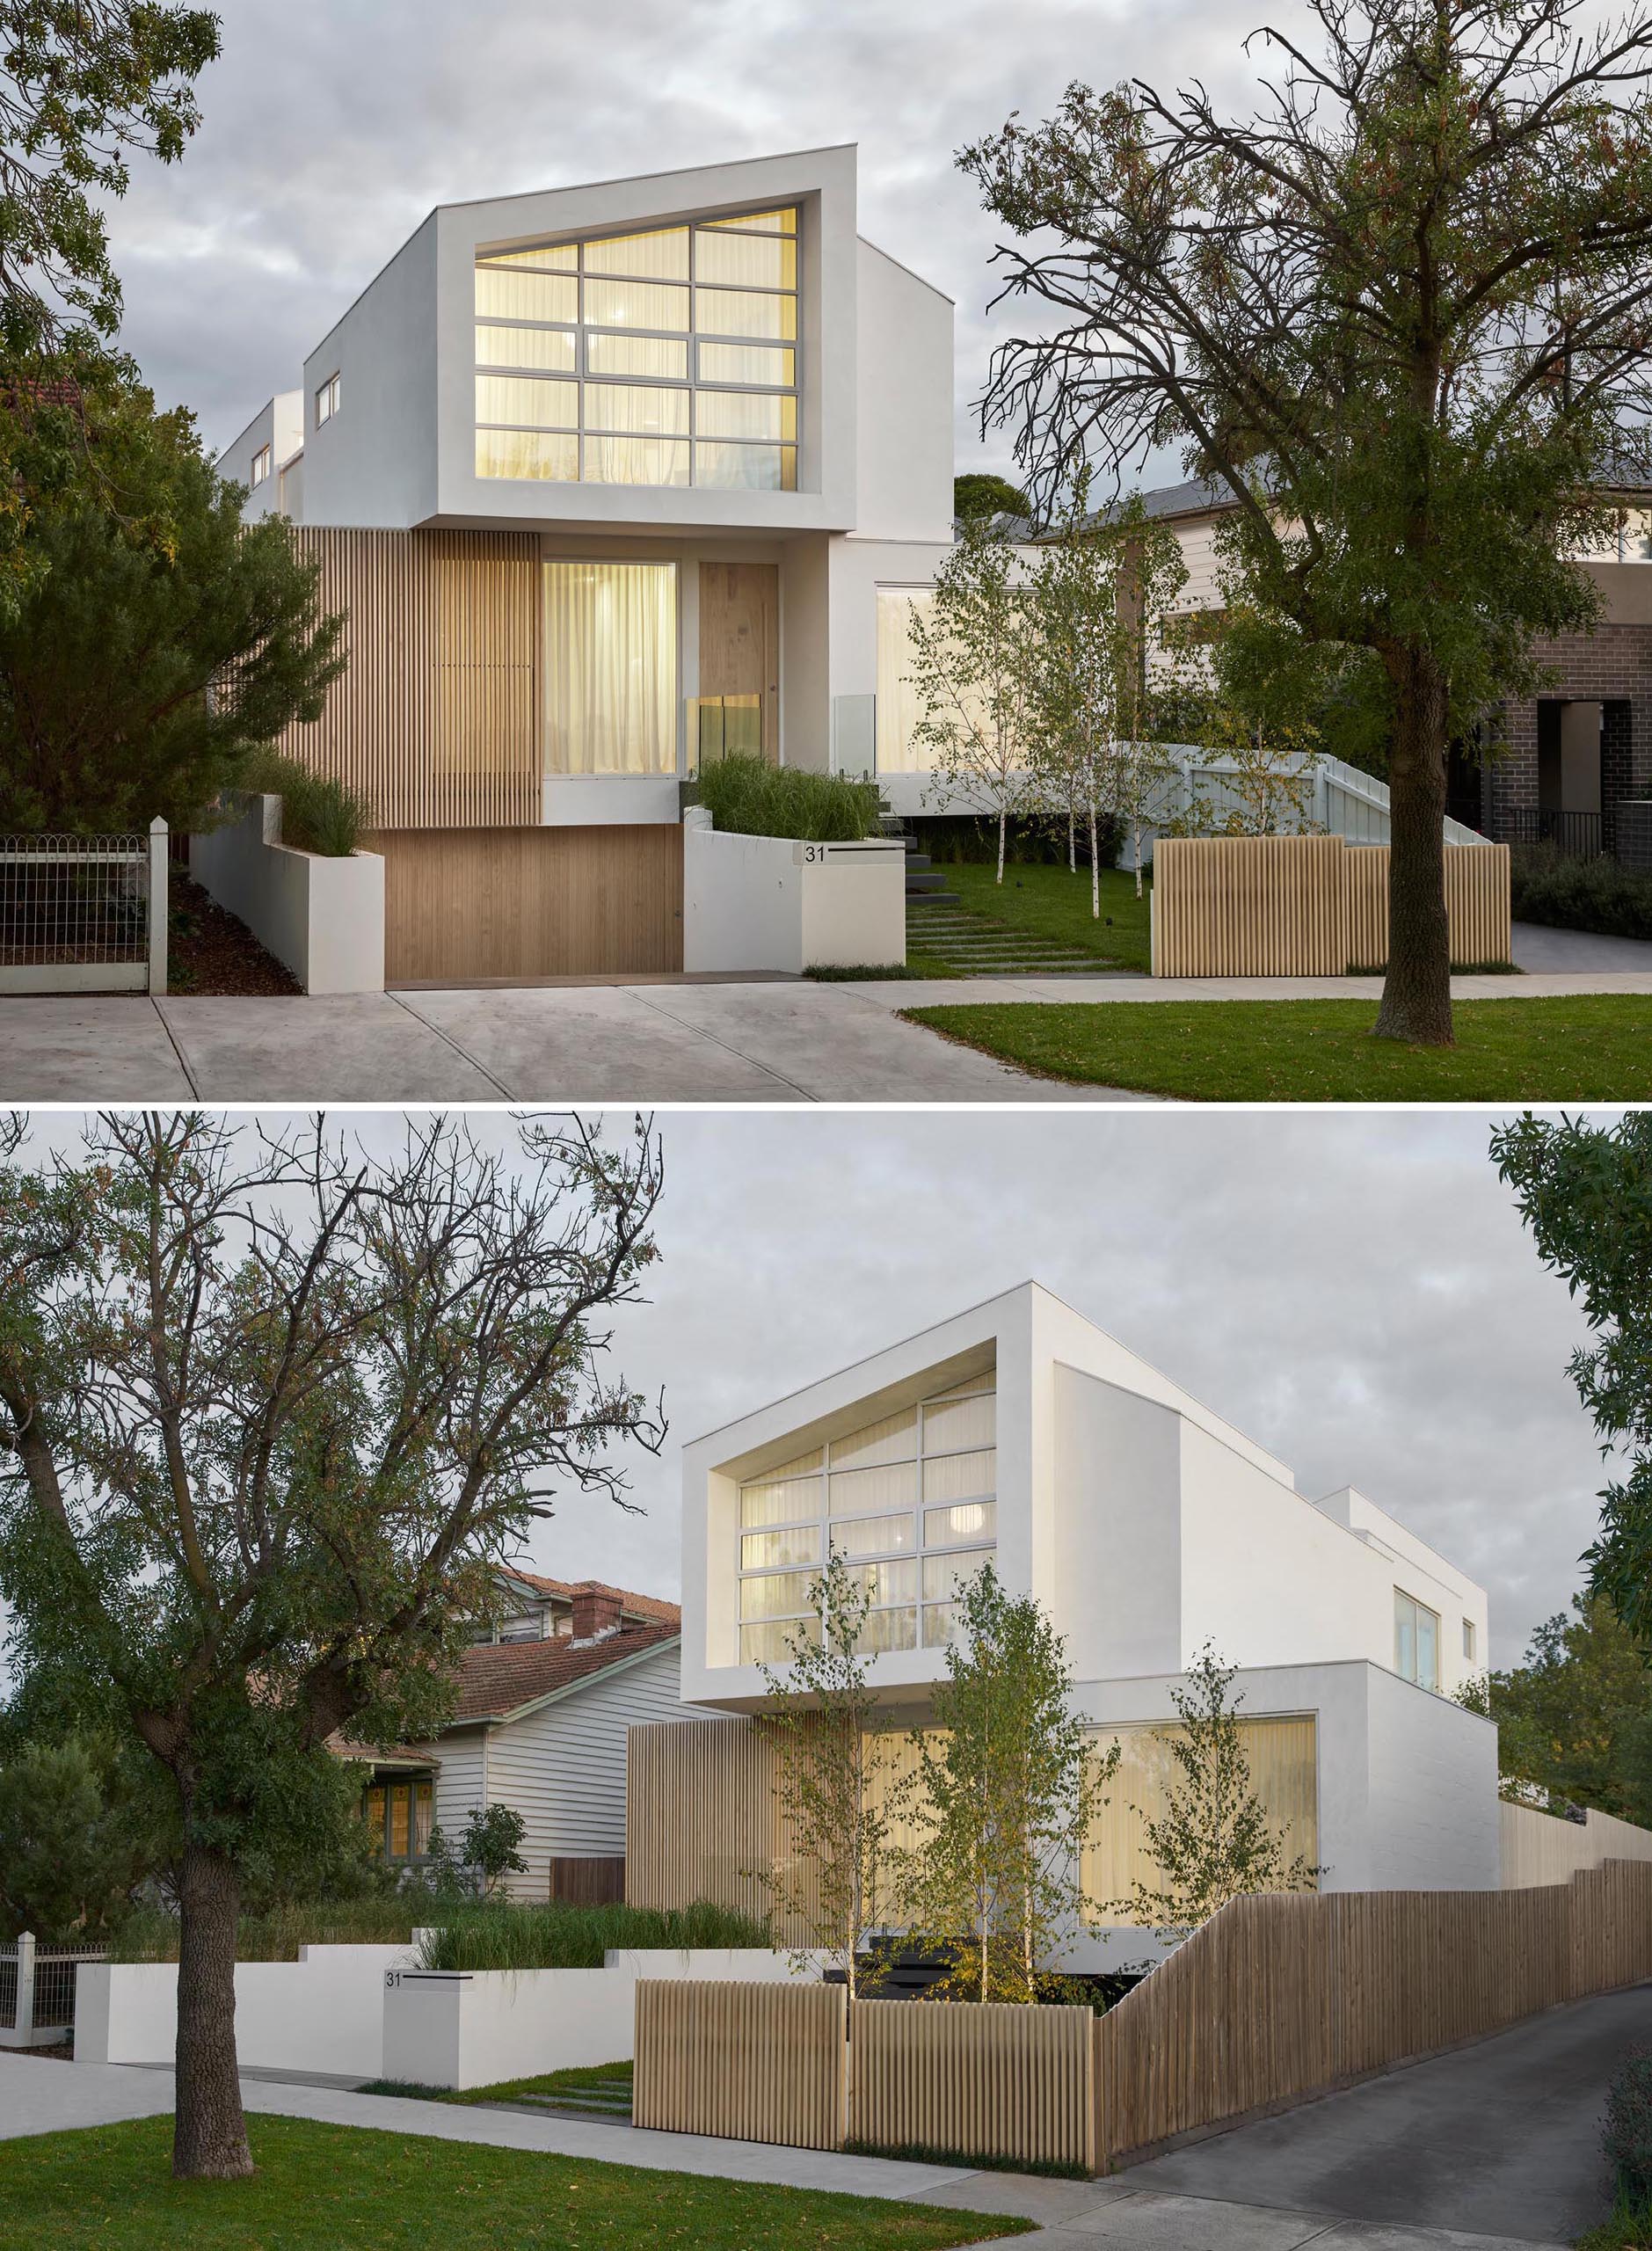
[0,2052,1565,2251]
[4,955,1652,1104]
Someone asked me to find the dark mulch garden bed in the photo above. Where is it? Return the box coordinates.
[167,876,299,996]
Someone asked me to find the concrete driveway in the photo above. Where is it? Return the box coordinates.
[0,982,1146,1104]
[1107,1981,1652,2245]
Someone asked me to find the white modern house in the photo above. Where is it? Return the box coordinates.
[215,145,963,979]
[672,1280,1499,1963]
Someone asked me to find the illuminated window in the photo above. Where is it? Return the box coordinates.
[735,1368,996,1663]
[475,206,799,490]
[542,560,677,776]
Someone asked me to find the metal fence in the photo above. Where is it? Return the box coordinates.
[0,820,169,994]
[0,1933,107,2047]
[1509,807,1605,860]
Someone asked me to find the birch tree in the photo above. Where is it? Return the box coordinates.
[0,1110,665,2181]
[1108,1645,1318,1942]
[904,1564,1117,2003]
[755,1552,914,1997]
[906,518,1042,882]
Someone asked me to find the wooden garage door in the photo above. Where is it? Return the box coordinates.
[368,827,683,983]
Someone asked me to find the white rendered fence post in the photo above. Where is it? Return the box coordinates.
[15,1933,33,2043]
[148,819,169,995]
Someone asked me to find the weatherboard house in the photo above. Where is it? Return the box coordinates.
[637,1281,1500,1964]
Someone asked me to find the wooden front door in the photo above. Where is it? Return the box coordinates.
[699,562,779,761]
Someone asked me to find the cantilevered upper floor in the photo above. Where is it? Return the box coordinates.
[217,145,954,544]
[679,1280,1488,1712]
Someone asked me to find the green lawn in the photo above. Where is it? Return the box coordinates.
[0,2115,1033,2251]
[365,2058,633,2110]
[903,993,1652,1101]
[916,863,1152,973]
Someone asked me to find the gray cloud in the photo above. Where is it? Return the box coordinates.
[106,0,1314,469]
[4,1105,1612,1677]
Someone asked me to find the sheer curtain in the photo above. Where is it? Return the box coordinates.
[543,561,677,776]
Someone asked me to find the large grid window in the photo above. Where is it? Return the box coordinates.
[475,206,798,492]
[736,1372,996,1665]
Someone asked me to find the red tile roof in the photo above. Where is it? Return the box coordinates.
[502,1568,681,1628]
[449,1617,680,1723]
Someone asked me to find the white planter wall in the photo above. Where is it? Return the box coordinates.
[190,794,385,994]
[382,1947,823,2092]
[681,816,906,974]
[75,1942,418,2079]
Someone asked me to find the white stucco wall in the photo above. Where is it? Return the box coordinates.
[220,392,303,521]
[1360,1660,1501,1889]
[853,238,954,543]
[300,214,440,528]
[681,821,905,973]
[76,1944,417,2077]
[189,795,385,994]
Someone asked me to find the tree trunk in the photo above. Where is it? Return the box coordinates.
[1088,798,1100,918]
[173,1839,253,2181]
[996,807,1007,885]
[1374,646,1453,1045]
[1068,808,1076,874]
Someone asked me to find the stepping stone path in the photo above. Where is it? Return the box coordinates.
[906,903,1120,978]
[505,2077,632,2123]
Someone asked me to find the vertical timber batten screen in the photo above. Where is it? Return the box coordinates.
[850,1997,1095,2171]
[280,528,542,829]
[1094,1864,1652,2170]
[633,1978,848,2148]
[626,1716,824,1946]
[1151,835,1510,976]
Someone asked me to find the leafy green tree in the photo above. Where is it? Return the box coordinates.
[904,1563,1117,2003]
[0,374,344,833]
[906,518,1044,884]
[0,1730,159,1938]
[953,471,1030,524]
[0,1110,665,2182]
[963,0,1652,1046]
[754,1552,914,1997]
[1110,1645,1318,1941]
[1492,1111,1652,1645]
[0,3,219,608]
[1456,1592,1652,1821]
[460,1804,528,1898]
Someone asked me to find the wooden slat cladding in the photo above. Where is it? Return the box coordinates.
[280,529,542,829]
[368,825,682,982]
[547,1856,625,1905]
[1095,1864,1652,2169]
[1152,835,1511,975]
[633,1978,848,2148]
[625,1716,824,1947]
[851,1998,1094,2172]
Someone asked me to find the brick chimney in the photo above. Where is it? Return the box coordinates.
[570,1582,622,1646]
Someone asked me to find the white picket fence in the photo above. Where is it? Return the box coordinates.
[1120,747,1485,868]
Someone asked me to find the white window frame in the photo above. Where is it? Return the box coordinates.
[1394,1587,1441,1692]
[316,371,341,427]
[250,443,273,488]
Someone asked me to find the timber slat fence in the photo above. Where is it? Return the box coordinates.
[853,1995,1095,2170]
[1095,1864,1652,2167]
[1151,834,1510,976]
[633,1978,848,2149]
[630,1864,1652,2175]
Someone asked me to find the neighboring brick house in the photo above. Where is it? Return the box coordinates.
[1132,476,1652,856]
[337,1573,693,1901]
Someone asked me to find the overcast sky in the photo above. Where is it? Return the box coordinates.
[105,0,1325,469]
[7,1105,1615,1677]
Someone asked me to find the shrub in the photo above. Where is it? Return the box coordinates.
[239,748,369,857]
[1510,842,1652,941]
[417,1898,770,1971]
[921,812,1124,868]
[1604,2049,1652,2205]
[110,1895,424,1963]
[695,754,880,842]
